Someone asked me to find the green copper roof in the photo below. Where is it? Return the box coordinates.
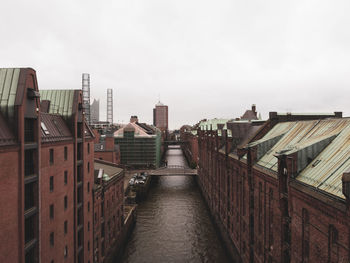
[0,68,20,121]
[40,89,77,119]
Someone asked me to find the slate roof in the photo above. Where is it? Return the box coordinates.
[41,113,73,143]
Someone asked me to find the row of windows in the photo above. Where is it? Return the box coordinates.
[49,143,91,165]
[50,171,68,192]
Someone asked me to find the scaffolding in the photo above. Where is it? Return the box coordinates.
[82,73,91,124]
[107,88,113,124]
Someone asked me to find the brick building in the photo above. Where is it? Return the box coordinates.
[153,101,168,140]
[93,159,124,263]
[93,130,121,165]
[0,68,97,263]
[180,125,199,168]
[197,111,350,262]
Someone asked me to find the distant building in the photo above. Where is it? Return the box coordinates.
[153,101,168,139]
[91,98,100,123]
[114,119,161,168]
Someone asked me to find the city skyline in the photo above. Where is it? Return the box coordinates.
[1,0,349,129]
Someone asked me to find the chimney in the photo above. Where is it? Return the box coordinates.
[130,115,138,123]
[40,100,51,113]
[252,104,256,113]
[105,135,115,151]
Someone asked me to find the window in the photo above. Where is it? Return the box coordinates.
[88,241,90,251]
[25,182,35,211]
[64,246,68,258]
[88,162,90,173]
[87,182,90,192]
[88,221,90,231]
[88,202,90,212]
[64,196,68,210]
[50,176,54,192]
[302,209,309,262]
[64,146,68,161]
[50,204,54,219]
[49,149,54,165]
[88,143,90,154]
[50,232,54,246]
[329,225,339,263]
[64,221,68,234]
[64,171,68,185]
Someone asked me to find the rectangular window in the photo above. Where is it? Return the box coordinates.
[87,182,90,192]
[50,232,54,247]
[49,149,54,165]
[64,196,68,210]
[64,146,68,161]
[25,215,35,244]
[25,182,36,211]
[88,202,90,212]
[88,221,90,231]
[50,204,54,219]
[64,171,68,185]
[64,221,68,234]
[88,143,90,154]
[64,246,68,258]
[50,176,54,192]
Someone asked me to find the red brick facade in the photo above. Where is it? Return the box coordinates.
[93,160,124,263]
[197,113,350,263]
[0,68,111,263]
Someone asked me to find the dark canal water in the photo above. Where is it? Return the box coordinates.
[120,146,231,263]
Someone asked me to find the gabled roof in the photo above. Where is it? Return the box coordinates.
[40,89,79,120]
[241,110,258,120]
[114,122,154,138]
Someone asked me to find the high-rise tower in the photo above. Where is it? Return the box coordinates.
[82,73,91,124]
[153,101,168,139]
[107,88,113,124]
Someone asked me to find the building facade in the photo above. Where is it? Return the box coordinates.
[197,111,350,263]
[91,99,100,123]
[0,68,128,263]
[114,122,161,168]
[93,160,124,263]
[153,101,168,139]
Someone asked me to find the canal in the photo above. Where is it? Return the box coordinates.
[120,146,231,263]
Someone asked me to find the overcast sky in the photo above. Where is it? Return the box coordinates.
[1,0,349,129]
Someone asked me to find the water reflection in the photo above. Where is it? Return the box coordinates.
[120,146,230,263]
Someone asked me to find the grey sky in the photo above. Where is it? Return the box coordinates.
[1,0,349,129]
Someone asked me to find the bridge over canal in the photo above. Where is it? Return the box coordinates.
[149,165,197,176]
